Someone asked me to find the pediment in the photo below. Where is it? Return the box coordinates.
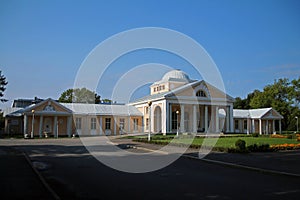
[23,98,72,114]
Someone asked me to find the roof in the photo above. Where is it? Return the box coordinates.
[233,108,283,119]
[3,107,24,117]
[61,103,143,116]
[154,69,192,84]
[131,80,234,104]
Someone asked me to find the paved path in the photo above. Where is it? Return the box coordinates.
[112,137,300,176]
[1,138,300,199]
[0,146,53,199]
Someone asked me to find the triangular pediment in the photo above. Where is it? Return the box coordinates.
[261,108,283,119]
[164,80,234,102]
[23,98,72,114]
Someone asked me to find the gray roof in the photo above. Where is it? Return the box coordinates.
[61,103,143,116]
[3,107,24,117]
[233,108,283,119]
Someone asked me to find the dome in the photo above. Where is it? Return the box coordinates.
[161,70,191,82]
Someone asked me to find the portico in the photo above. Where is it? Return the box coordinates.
[22,99,73,138]
[129,70,235,134]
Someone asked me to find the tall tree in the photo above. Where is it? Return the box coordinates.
[58,88,101,104]
[0,71,8,102]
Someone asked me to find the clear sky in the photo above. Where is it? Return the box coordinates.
[1,0,300,108]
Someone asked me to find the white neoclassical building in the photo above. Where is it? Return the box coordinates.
[129,70,235,134]
[3,69,283,137]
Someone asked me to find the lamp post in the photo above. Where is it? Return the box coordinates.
[148,101,152,141]
[296,116,298,133]
[176,110,179,137]
[31,110,35,139]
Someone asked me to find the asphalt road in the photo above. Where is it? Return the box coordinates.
[1,138,300,200]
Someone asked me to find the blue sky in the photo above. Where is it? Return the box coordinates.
[1,0,300,108]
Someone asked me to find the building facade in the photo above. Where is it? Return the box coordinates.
[3,70,283,137]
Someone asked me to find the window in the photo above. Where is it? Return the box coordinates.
[235,120,239,130]
[244,120,247,130]
[172,111,178,130]
[133,119,139,131]
[154,88,156,92]
[162,85,165,90]
[145,107,149,114]
[146,118,149,130]
[75,118,82,129]
[196,90,207,97]
[105,118,111,130]
[133,118,139,131]
[91,118,96,130]
[119,118,125,130]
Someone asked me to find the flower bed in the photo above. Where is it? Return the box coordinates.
[270,134,287,138]
[270,143,300,151]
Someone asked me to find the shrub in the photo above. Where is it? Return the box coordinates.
[235,139,246,152]
[247,144,258,152]
[252,133,259,137]
[247,143,270,152]
[287,134,293,139]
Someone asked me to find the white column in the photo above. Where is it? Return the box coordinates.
[39,115,43,138]
[279,119,282,134]
[163,101,170,134]
[215,106,219,133]
[169,104,172,132]
[67,116,72,137]
[128,117,131,133]
[226,106,230,132]
[53,116,58,138]
[205,105,208,133]
[24,115,28,136]
[99,117,103,135]
[229,105,234,132]
[247,119,250,135]
[252,119,255,134]
[272,120,275,134]
[193,105,197,133]
[114,118,117,135]
[162,102,167,135]
[150,105,154,133]
[259,119,262,135]
[180,105,185,132]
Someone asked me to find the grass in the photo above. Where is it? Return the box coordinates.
[129,134,300,149]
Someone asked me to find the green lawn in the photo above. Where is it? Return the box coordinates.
[130,134,300,148]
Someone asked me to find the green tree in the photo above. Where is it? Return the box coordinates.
[249,78,297,130]
[0,70,8,102]
[58,88,101,104]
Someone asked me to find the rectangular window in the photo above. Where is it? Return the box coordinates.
[119,118,125,130]
[172,111,178,130]
[244,120,247,130]
[133,118,139,131]
[76,118,82,129]
[235,120,239,130]
[91,118,96,130]
[145,107,149,114]
[105,118,111,130]
[146,118,149,130]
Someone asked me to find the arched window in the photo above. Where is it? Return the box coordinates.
[196,90,207,97]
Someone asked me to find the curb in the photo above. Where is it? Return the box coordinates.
[23,152,61,200]
[126,144,168,155]
[183,154,300,178]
